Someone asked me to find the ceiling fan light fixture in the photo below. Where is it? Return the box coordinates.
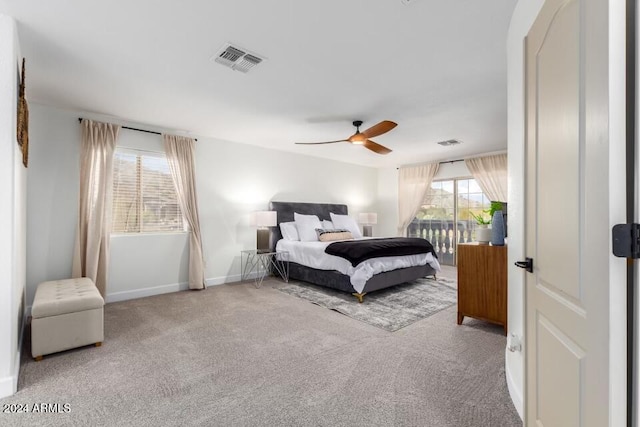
[349,133,367,144]
[294,120,395,155]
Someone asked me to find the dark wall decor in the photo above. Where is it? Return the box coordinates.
[16,58,28,167]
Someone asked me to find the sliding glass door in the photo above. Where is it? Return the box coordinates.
[407,178,490,266]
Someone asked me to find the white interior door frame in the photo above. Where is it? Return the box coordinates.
[629,0,640,423]
[608,1,632,426]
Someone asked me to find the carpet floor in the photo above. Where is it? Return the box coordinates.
[0,268,521,427]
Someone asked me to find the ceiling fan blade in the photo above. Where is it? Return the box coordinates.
[295,139,346,145]
[361,120,397,139]
[363,139,392,154]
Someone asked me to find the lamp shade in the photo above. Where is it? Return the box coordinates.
[249,211,277,227]
[358,212,378,225]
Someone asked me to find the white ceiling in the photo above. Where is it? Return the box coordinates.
[0,0,517,168]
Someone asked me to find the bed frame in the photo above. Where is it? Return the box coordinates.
[268,201,437,302]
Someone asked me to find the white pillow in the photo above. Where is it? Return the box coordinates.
[279,221,299,241]
[294,213,322,242]
[330,213,362,238]
[322,220,334,230]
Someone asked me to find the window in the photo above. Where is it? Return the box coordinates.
[111,149,184,233]
[456,178,492,227]
[408,178,490,265]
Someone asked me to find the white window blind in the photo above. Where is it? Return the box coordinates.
[112,148,184,233]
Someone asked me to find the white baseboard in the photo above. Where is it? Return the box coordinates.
[25,275,256,309]
[505,347,524,420]
[0,308,28,398]
[13,308,27,392]
[105,271,263,302]
[10,350,20,396]
[30,274,261,307]
[105,282,190,303]
[0,375,15,399]
[205,271,261,287]
[107,271,263,301]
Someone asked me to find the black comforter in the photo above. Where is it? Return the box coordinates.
[325,238,437,267]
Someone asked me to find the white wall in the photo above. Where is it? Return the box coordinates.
[26,104,378,305]
[376,167,399,237]
[108,233,189,301]
[26,105,79,305]
[196,129,378,284]
[0,15,26,399]
[505,0,544,418]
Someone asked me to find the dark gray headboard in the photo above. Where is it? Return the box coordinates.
[268,201,348,251]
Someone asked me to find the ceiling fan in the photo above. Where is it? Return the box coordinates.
[295,120,397,154]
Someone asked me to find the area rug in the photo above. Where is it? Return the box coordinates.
[277,276,457,332]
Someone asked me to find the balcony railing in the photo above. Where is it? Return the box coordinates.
[407,218,478,266]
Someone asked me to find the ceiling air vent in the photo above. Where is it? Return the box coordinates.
[213,43,265,73]
[233,54,263,73]
[437,139,463,146]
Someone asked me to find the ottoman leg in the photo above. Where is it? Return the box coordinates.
[95,342,102,347]
[34,355,43,362]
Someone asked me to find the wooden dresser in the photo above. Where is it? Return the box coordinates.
[457,243,507,335]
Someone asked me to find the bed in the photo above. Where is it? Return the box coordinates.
[268,201,440,302]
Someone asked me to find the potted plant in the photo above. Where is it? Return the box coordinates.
[470,211,492,244]
[488,201,503,220]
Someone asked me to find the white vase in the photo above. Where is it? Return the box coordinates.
[476,225,492,244]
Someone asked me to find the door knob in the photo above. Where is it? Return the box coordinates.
[515,257,533,273]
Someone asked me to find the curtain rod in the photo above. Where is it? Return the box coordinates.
[438,158,464,164]
[78,118,197,141]
[396,159,463,170]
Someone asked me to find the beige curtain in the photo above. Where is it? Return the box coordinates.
[397,162,439,236]
[465,154,508,202]
[163,134,205,290]
[72,119,120,297]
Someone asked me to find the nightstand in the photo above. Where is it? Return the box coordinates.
[240,250,289,288]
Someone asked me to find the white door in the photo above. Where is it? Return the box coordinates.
[524,0,611,425]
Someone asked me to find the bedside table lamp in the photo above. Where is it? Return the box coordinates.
[358,212,377,237]
[250,211,277,253]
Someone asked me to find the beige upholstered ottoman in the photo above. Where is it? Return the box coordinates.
[31,278,104,361]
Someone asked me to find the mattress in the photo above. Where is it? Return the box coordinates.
[276,238,441,293]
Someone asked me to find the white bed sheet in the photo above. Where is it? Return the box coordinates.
[276,238,441,293]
